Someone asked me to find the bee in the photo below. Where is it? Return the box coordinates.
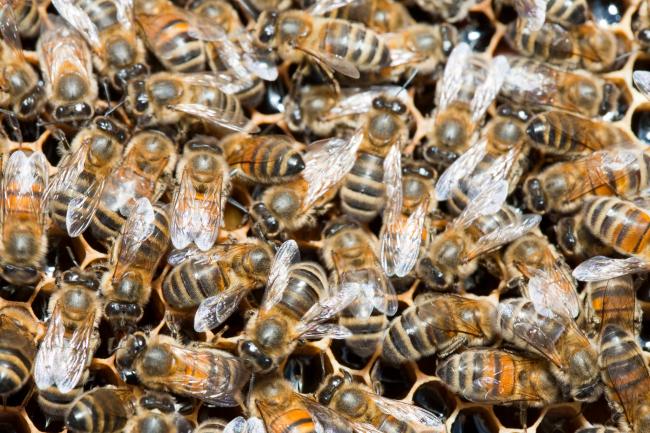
[316,370,445,433]
[497,298,601,402]
[65,386,136,433]
[1,0,40,39]
[90,129,176,244]
[555,214,615,261]
[320,218,397,357]
[126,72,254,131]
[319,0,414,33]
[34,268,102,420]
[234,240,354,373]
[220,133,305,185]
[500,56,626,120]
[496,0,587,28]
[423,43,509,168]
[0,3,45,119]
[410,0,476,22]
[526,112,636,159]
[250,131,363,238]
[0,150,49,286]
[381,293,497,365]
[599,324,650,433]
[100,198,170,334]
[37,16,97,123]
[0,313,36,402]
[51,0,148,89]
[115,332,250,407]
[48,117,127,238]
[253,0,393,79]
[582,276,641,337]
[400,160,437,217]
[162,239,273,322]
[437,349,562,406]
[170,135,230,252]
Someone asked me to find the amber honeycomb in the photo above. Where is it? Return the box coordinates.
[3,0,650,432]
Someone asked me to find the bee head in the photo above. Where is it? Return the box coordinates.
[115,332,148,378]
[315,373,346,405]
[523,177,548,213]
[238,339,274,373]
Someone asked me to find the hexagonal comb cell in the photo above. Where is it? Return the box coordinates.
[412,381,457,421]
[451,407,500,433]
[537,406,586,433]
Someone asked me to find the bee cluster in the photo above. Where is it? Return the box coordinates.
[2,0,650,432]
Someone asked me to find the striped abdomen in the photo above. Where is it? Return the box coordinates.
[340,311,388,358]
[505,20,578,68]
[39,372,88,420]
[50,170,96,232]
[76,0,120,31]
[260,406,318,433]
[547,0,587,26]
[0,328,35,396]
[90,204,125,244]
[191,83,247,127]
[584,196,650,258]
[592,151,650,198]
[341,152,385,222]
[316,18,391,71]
[65,387,130,433]
[585,275,638,333]
[118,207,170,280]
[137,12,205,72]
[224,136,304,184]
[574,427,620,433]
[280,263,328,318]
[162,260,229,310]
[375,415,413,433]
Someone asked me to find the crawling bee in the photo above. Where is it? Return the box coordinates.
[65,386,135,433]
[0,312,36,403]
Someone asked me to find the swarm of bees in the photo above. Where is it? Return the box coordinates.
[1,0,650,432]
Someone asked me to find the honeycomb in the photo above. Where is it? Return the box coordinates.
[2,0,650,432]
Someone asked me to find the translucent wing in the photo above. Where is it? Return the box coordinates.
[34,304,66,390]
[514,0,548,31]
[3,151,49,229]
[54,309,96,393]
[326,87,403,119]
[299,323,353,339]
[178,72,248,95]
[169,103,256,133]
[237,33,279,81]
[170,170,196,251]
[573,256,650,281]
[225,417,267,433]
[435,138,487,201]
[307,0,356,15]
[415,295,486,336]
[194,285,249,332]
[526,263,580,319]
[466,147,519,195]
[261,239,300,311]
[66,177,105,237]
[116,197,155,267]
[437,42,471,111]
[365,393,445,430]
[191,175,223,252]
[51,0,101,50]
[184,9,228,41]
[566,150,639,200]
[381,145,403,224]
[45,140,88,203]
[0,1,23,59]
[338,267,398,318]
[464,214,541,261]
[302,131,363,209]
[295,282,361,336]
[454,179,508,228]
[114,0,135,30]
[294,44,360,79]
[470,56,509,122]
[298,393,383,433]
[633,70,650,99]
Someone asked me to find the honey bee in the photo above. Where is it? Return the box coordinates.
[51,0,148,88]
[115,332,250,406]
[48,117,127,238]
[220,133,305,185]
[1,0,40,39]
[37,16,97,123]
[526,112,636,159]
[34,268,102,419]
[250,131,363,238]
[320,218,397,357]
[170,135,230,252]
[235,240,355,373]
[382,293,497,365]
[555,214,614,261]
[582,276,641,337]
[0,3,45,119]
[599,324,650,433]
[0,313,36,402]
[497,298,601,402]
[500,56,626,120]
[90,129,176,243]
[126,72,254,131]
[424,43,509,167]
[323,0,414,33]
[65,386,136,433]
[437,349,562,406]
[163,239,273,322]
[0,150,49,286]
[316,370,445,433]
[496,0,587,28]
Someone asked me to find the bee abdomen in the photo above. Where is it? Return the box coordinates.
[91,207,124,244]
[547,0,587,25]
[340,312,388,357]
[268,409,317,433]
[599,325,647,398]
[280,263,328,318]
[382,307,437,364]
[65,387,130,433]
[77,0,119,30]
[341,152,385,222]
[377,415,413,433]
[162,261,229,310]
[318,20,390,70]
[39,384,84,420]
[0,345,32,395]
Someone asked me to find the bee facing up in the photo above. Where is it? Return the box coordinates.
[0,150,49,286]
[52,0,148,89]
[0,312,37,402]
[65,386,136,433]
[424,43,509,168]
[37,16,97,123]
[35,268,102,419]
[315,370,445,433]
[115,332,250,407]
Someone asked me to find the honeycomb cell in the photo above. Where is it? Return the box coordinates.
[588,0,627,25]
[456,12,496,52]
[283,351,328,393]
[0,411,31,433]
[639,315,650,352]
[330,338,373,371]
[371,359,416,400]
[581,397,616,426]
[412,381,457,420]
[492,405,542,429]
[632,108,650,145]
[84,363,120,390]
[537,406,585,433]
[416,355,438,376]
[451,407,500,433]
[25,392,65,433]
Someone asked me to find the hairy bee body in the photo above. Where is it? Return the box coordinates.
[583,276,641,337]
[38,374,89,420]
[65,386,134,433]
[0,36,45,119]
[326,0,414,32]
[0,315,35,399]
[555,214,614,261]
[411,0,475,22]
[575,427,620,433]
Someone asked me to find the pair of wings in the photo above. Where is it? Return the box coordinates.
[1,150,49,233]
[0,1,26,65]
[111,198,156,279]
[170,169,224,252]
[416,294,492,338]
[34,302,96,394]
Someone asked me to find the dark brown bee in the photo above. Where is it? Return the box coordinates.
[0,313,36,402]
[583,276,641,337]
[65,386,135,433]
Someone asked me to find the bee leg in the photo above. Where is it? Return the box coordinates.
[519,404,528,432]
[227,196,250,216]
[101,78,112,109]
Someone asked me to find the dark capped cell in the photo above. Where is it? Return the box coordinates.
[451,408,499,433]
[632,109,650,145]
[412,381,457,420]
[456,13,495,52]
[371,359,416,400]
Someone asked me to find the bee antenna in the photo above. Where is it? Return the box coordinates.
[227,196,250,216]
[65,246,81,268]
[105,96,127,117]
[395,69,418,97]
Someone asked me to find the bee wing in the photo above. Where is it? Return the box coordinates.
[464,214,541,261]
[194,284,248,332]
[295,281,360,337]
[634,70,650,99]
[307,0,356,16]
[514,0,548,31]
[303,131,363,209]
[66,177,106,238]
[170,169,196,251]
[41,18,94,89]
[454,179,508,228]
[54,309,96,393]
[34,304,66,390]
[465,147,519,196]
[437,42,471,111]
[297,393,383,433]
[224,417,267,433]
[191,175,223,252]
[470,56,509,123]
[566,150,639,201]
[526,264,580,319]
[435,138,487,201]
[237,32,279,81]
[117,197,156,265]
[46,140,88,203]
[339,267,398,317]
[0,2,24,60]
[417,295,485,336]
[114,0,135,30]
[294,44,360,79]
[326,87,402,119]
[3,150,49,229]
[169,103,257,133]
[51,0,101,50]
[364,392,446,430]
[573,256,650,281]
[261,239,300,311]
[497,302,565,368]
